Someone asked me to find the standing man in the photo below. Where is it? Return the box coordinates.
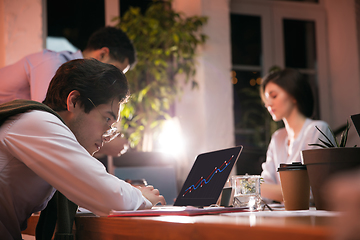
[0,26,135,104]
[0,59,165,240]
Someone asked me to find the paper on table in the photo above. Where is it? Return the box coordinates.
[109,206,248,217]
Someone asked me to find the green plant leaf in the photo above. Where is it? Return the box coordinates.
[310,121,354,148]
[308,143,328,148]
[315,126,336,148]
[327,126,339,147]
[339,120,350,147]
[318,138,335,148]
[116,0,207,150]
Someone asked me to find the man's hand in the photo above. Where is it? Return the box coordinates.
[95,135,129,157]
[138,185,166,206]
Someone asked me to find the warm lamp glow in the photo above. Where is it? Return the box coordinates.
[158,118,184,156]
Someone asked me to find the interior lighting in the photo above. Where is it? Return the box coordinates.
[256,77,262,85]
[158,117,185,156]
[250,78,256,86]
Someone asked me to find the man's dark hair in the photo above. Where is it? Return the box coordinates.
[85,26,136,68]
[43,59,130,113]
[260,68,314,118]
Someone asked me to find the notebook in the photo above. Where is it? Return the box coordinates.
[109,145,244,217]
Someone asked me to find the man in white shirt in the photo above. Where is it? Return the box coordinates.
[0,26,135,104]
[0,59,165,240]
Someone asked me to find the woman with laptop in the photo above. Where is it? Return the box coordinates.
[259,68,335,202]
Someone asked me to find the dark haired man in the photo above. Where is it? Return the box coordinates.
[0,26,135,104]
[0,59,165,240]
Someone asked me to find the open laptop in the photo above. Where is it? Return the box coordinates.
[108,145,244,216]
[173,145,243,207]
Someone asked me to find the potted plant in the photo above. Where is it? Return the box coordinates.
[114,1,208,151]
[301,121,360,210]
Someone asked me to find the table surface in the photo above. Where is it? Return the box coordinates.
[22,207,336,240]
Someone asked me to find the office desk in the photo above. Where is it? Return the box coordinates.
[23,210,335,240]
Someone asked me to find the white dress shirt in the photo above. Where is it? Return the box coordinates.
[261,118,334,185]
[0,110,151,239]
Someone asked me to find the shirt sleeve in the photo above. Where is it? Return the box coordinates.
[261,133,279,185]
[2,111,150,216]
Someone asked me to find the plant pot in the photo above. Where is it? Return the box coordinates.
[301,148,360,210]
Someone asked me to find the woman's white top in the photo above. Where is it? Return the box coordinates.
[261,118,334,185]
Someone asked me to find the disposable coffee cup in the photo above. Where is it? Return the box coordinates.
[277,162,310,210]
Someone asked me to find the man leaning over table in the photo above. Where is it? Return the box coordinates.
[0,26,135,104]
[0,59,166,240]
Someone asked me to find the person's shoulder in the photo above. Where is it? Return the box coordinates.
[24,50,61,63]
[302,119,331,138]
[305,119,330,129]
[18,110,63,126]
[273,127,286,134]
[271,127,287,139]
[26,50,82,63]
[2,110,67,138]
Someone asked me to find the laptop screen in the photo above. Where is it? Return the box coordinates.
[174,146,243,207]
[351,113,360,137]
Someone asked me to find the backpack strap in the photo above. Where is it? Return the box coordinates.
[36,192,78,240]
[0,99,64,126]
[0,100,78,240]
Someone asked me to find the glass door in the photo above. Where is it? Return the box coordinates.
[231,2,273,152]
[230,0,329,151]
[272,2,329,120]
